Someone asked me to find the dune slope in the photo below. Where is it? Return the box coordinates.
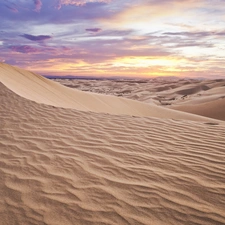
[53,77,225,121]
[171,98,225,121]
[0,62,218,122]
[1,82,225,225]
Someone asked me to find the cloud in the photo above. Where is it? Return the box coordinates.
[5,4,18,13]
[56,0,111,9]
[98,0,204,29]
[91,29,134,37]
[0,0,114,25]
[85,28,102,32]
[22,34,52,41]
[34,0,42,12]
[1,0,225,78]
[9,45,40,53]
[164,31,225,38]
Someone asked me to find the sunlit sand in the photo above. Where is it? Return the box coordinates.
[0,63,225,225]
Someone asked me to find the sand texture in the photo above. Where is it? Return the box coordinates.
[1,63,225,225]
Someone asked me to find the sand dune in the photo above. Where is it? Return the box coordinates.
[171,98,225,121]
[1,79,225,225]
[1,63,225,225]
[0,62,219,122]
[55,77,225,121]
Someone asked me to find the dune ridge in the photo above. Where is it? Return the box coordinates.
[1,81,225,225]
[0,62,219,122]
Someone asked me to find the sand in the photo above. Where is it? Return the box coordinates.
[55,78,225,121]
[1,63,225,225]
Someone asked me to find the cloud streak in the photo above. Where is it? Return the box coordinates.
[85,28,102,32]
[5,4,18,13]
[164,31,225,38]
[22,34,52,41]
[9,45,40,53]
[56,0,111,9]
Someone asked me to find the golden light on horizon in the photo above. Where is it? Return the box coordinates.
[26,56,192,77]
[113,56,185,67]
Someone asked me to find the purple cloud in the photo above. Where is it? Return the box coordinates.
[5,4,18,13]
[22,34,52,41]
[34,0,42,12]
[85,28,102,32]
[9,45,40,53]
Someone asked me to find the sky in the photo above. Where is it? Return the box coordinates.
[1,0,225,78]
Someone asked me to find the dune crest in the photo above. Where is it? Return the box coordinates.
[0,62,218,122]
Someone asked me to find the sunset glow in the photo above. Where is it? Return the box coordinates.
[1,0,225,78]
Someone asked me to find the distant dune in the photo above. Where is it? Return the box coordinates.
[1,63,225,225]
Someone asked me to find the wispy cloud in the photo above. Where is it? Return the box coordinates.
[9,45,40,53]
[85,28,102,32]
[21,34,52,41]
[56,0,111,9]
[164,31,225,38]
[5,4,18,13]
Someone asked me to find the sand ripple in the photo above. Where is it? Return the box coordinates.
[1,83,225,225]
